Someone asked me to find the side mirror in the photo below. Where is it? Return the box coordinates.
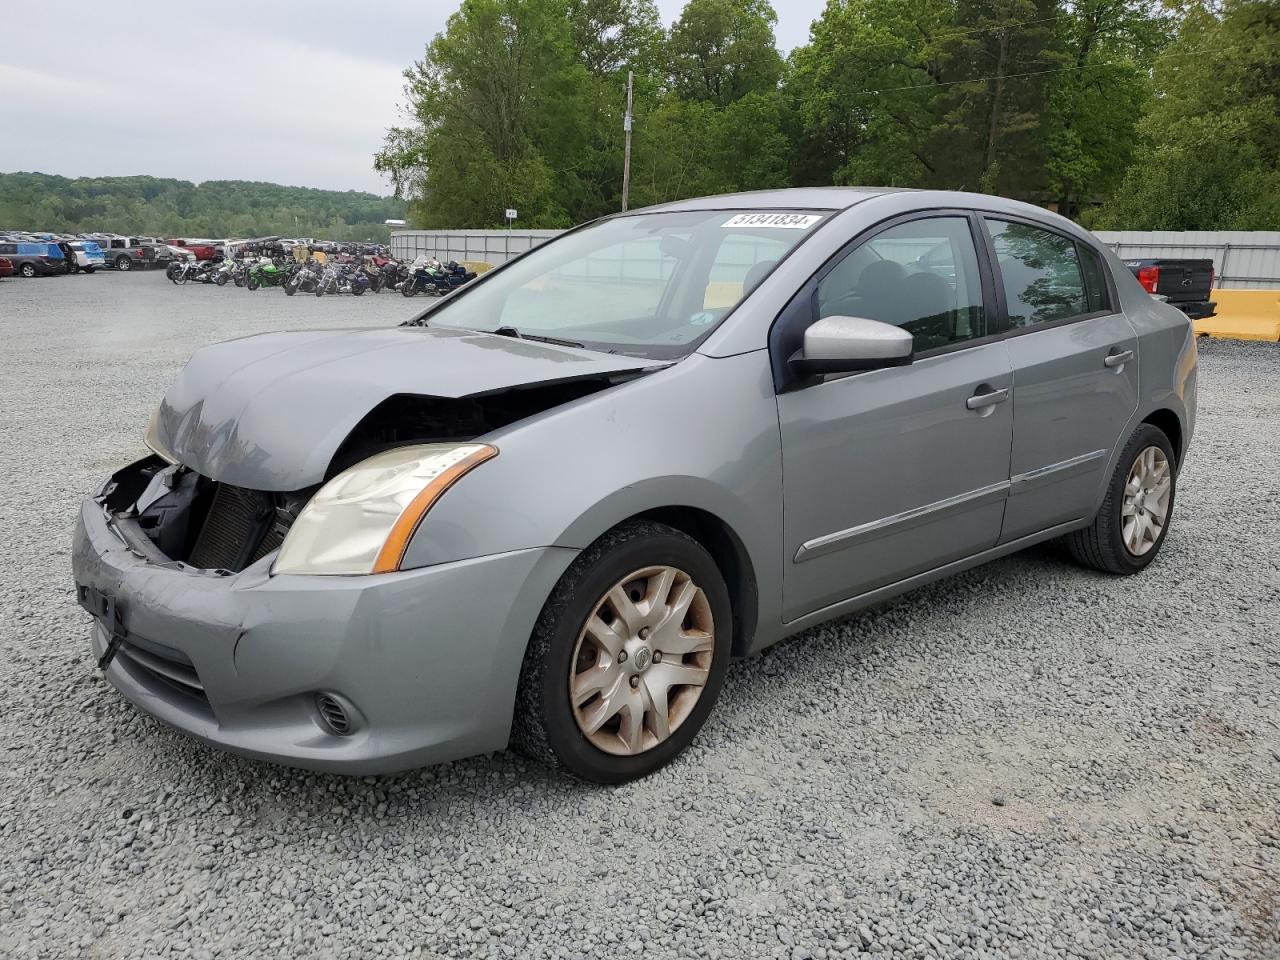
[789,315,914,378]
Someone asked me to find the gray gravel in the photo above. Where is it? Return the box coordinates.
[2,271,1278,960]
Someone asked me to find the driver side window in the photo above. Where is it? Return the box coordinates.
[817,217,987,352]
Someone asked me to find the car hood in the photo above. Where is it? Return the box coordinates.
[151,326,660,491]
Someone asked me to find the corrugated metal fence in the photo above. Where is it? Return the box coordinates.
[1092,232,1280,290]
[391,229,562,265]
[394,228,1280,290]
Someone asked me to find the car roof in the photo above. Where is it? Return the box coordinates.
[638,186,898,214]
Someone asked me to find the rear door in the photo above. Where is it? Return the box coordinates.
[984,218,1139,542]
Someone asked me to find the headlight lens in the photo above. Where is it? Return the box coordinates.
[144,407,178,464]
[273,443,497,576]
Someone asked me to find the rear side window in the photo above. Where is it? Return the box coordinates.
[816,216,987,352]
[1077,243,1112,313]
[986,219,1088,328]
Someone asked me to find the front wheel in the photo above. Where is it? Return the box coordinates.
[19,263,36,278]
[514,520,732,784]
[215,273,228,286]
[1065,423,1177,575]
[401,282,418,297]
[284,282,297,296]
[115,256,132,271]
[247,276,260,291]
[84,266,96,274]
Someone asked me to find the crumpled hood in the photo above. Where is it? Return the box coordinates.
[151,326,657,491]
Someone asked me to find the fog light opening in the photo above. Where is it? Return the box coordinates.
[314,692,354,736]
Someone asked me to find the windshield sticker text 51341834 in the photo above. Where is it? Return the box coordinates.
[722,213,823,230]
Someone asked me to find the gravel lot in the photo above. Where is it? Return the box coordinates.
[1,271,1278,960]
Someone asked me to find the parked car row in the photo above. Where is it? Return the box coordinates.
[0,231,391,280]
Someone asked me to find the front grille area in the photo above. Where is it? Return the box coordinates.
[187,483,282,572]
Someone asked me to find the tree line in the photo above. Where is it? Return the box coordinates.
[0,173,407,241]
[376,0,1278,230]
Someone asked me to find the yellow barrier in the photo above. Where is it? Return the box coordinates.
[1194,289,1280,342]
[460,260,495,275]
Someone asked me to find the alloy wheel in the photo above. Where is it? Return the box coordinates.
[569,565,715,756]
[1121,445,1171,556]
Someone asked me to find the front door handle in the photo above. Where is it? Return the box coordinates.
[1104,349,1134,368]
[966,387,1009,411]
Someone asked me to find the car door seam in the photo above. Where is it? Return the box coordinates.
[1008,449,1109,495]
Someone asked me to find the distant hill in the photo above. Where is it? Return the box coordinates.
[0,172,407,241]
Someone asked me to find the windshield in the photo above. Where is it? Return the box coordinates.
[421,209,830,358]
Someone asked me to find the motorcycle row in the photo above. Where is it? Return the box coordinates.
[165,255,479,298]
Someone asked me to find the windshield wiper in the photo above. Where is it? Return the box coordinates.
[491,326,585,349]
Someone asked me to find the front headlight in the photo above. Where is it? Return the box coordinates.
[144,407,179,464]
[273,443,497,576]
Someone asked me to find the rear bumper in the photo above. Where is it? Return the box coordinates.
[72,498,576,774]
[1174,300,1216,320]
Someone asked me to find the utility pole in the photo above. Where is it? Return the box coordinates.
[621,70,634,212]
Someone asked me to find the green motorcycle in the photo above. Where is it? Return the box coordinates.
[246,260,289,291]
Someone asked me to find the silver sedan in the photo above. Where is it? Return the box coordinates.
[72,188,1196,783]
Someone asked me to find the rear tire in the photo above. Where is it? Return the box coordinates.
[513,520,732,784]
[1065,423,1177,575]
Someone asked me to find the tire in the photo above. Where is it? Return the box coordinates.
[84,267,96,274]
[19,263,36,278]
[284,282,297,296]
[115,256,132,272]
[1065,423,1177,575]
[401,282,418,297]
[513,520,732,784]
[215,274,228,286]
[351,284,366,296]
[247,276,260,291]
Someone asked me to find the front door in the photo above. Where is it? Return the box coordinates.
[777,215,1014,622]
[982,219,1140,542]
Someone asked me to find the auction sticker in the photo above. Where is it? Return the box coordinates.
[722,213,823,230]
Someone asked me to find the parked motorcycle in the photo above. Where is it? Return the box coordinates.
[283,260,320,296]
[247,259,288,291]
[165,259,201,284]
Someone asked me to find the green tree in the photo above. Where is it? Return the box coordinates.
[1096,0,1280,229]
[667,0,784,106]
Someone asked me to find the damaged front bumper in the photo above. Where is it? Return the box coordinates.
[71,496,576,774]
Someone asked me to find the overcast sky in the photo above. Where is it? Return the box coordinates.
[0,1,824,195]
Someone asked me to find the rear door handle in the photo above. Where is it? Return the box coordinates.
[966,387,1009,410]
[1104,349,1134,368]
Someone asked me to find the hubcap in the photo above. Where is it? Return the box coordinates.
[569,565,715,756]
[1121,445,1171,556]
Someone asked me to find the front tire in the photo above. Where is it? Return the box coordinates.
[115,256,132,272]
[514,520,732,784]
[19,263,36,278]
[1065,423,1177,575]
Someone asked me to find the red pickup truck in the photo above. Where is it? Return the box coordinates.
[165,239,220,261]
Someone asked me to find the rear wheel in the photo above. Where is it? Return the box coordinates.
[514,521,731,783]
[1065,423,1177,575]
